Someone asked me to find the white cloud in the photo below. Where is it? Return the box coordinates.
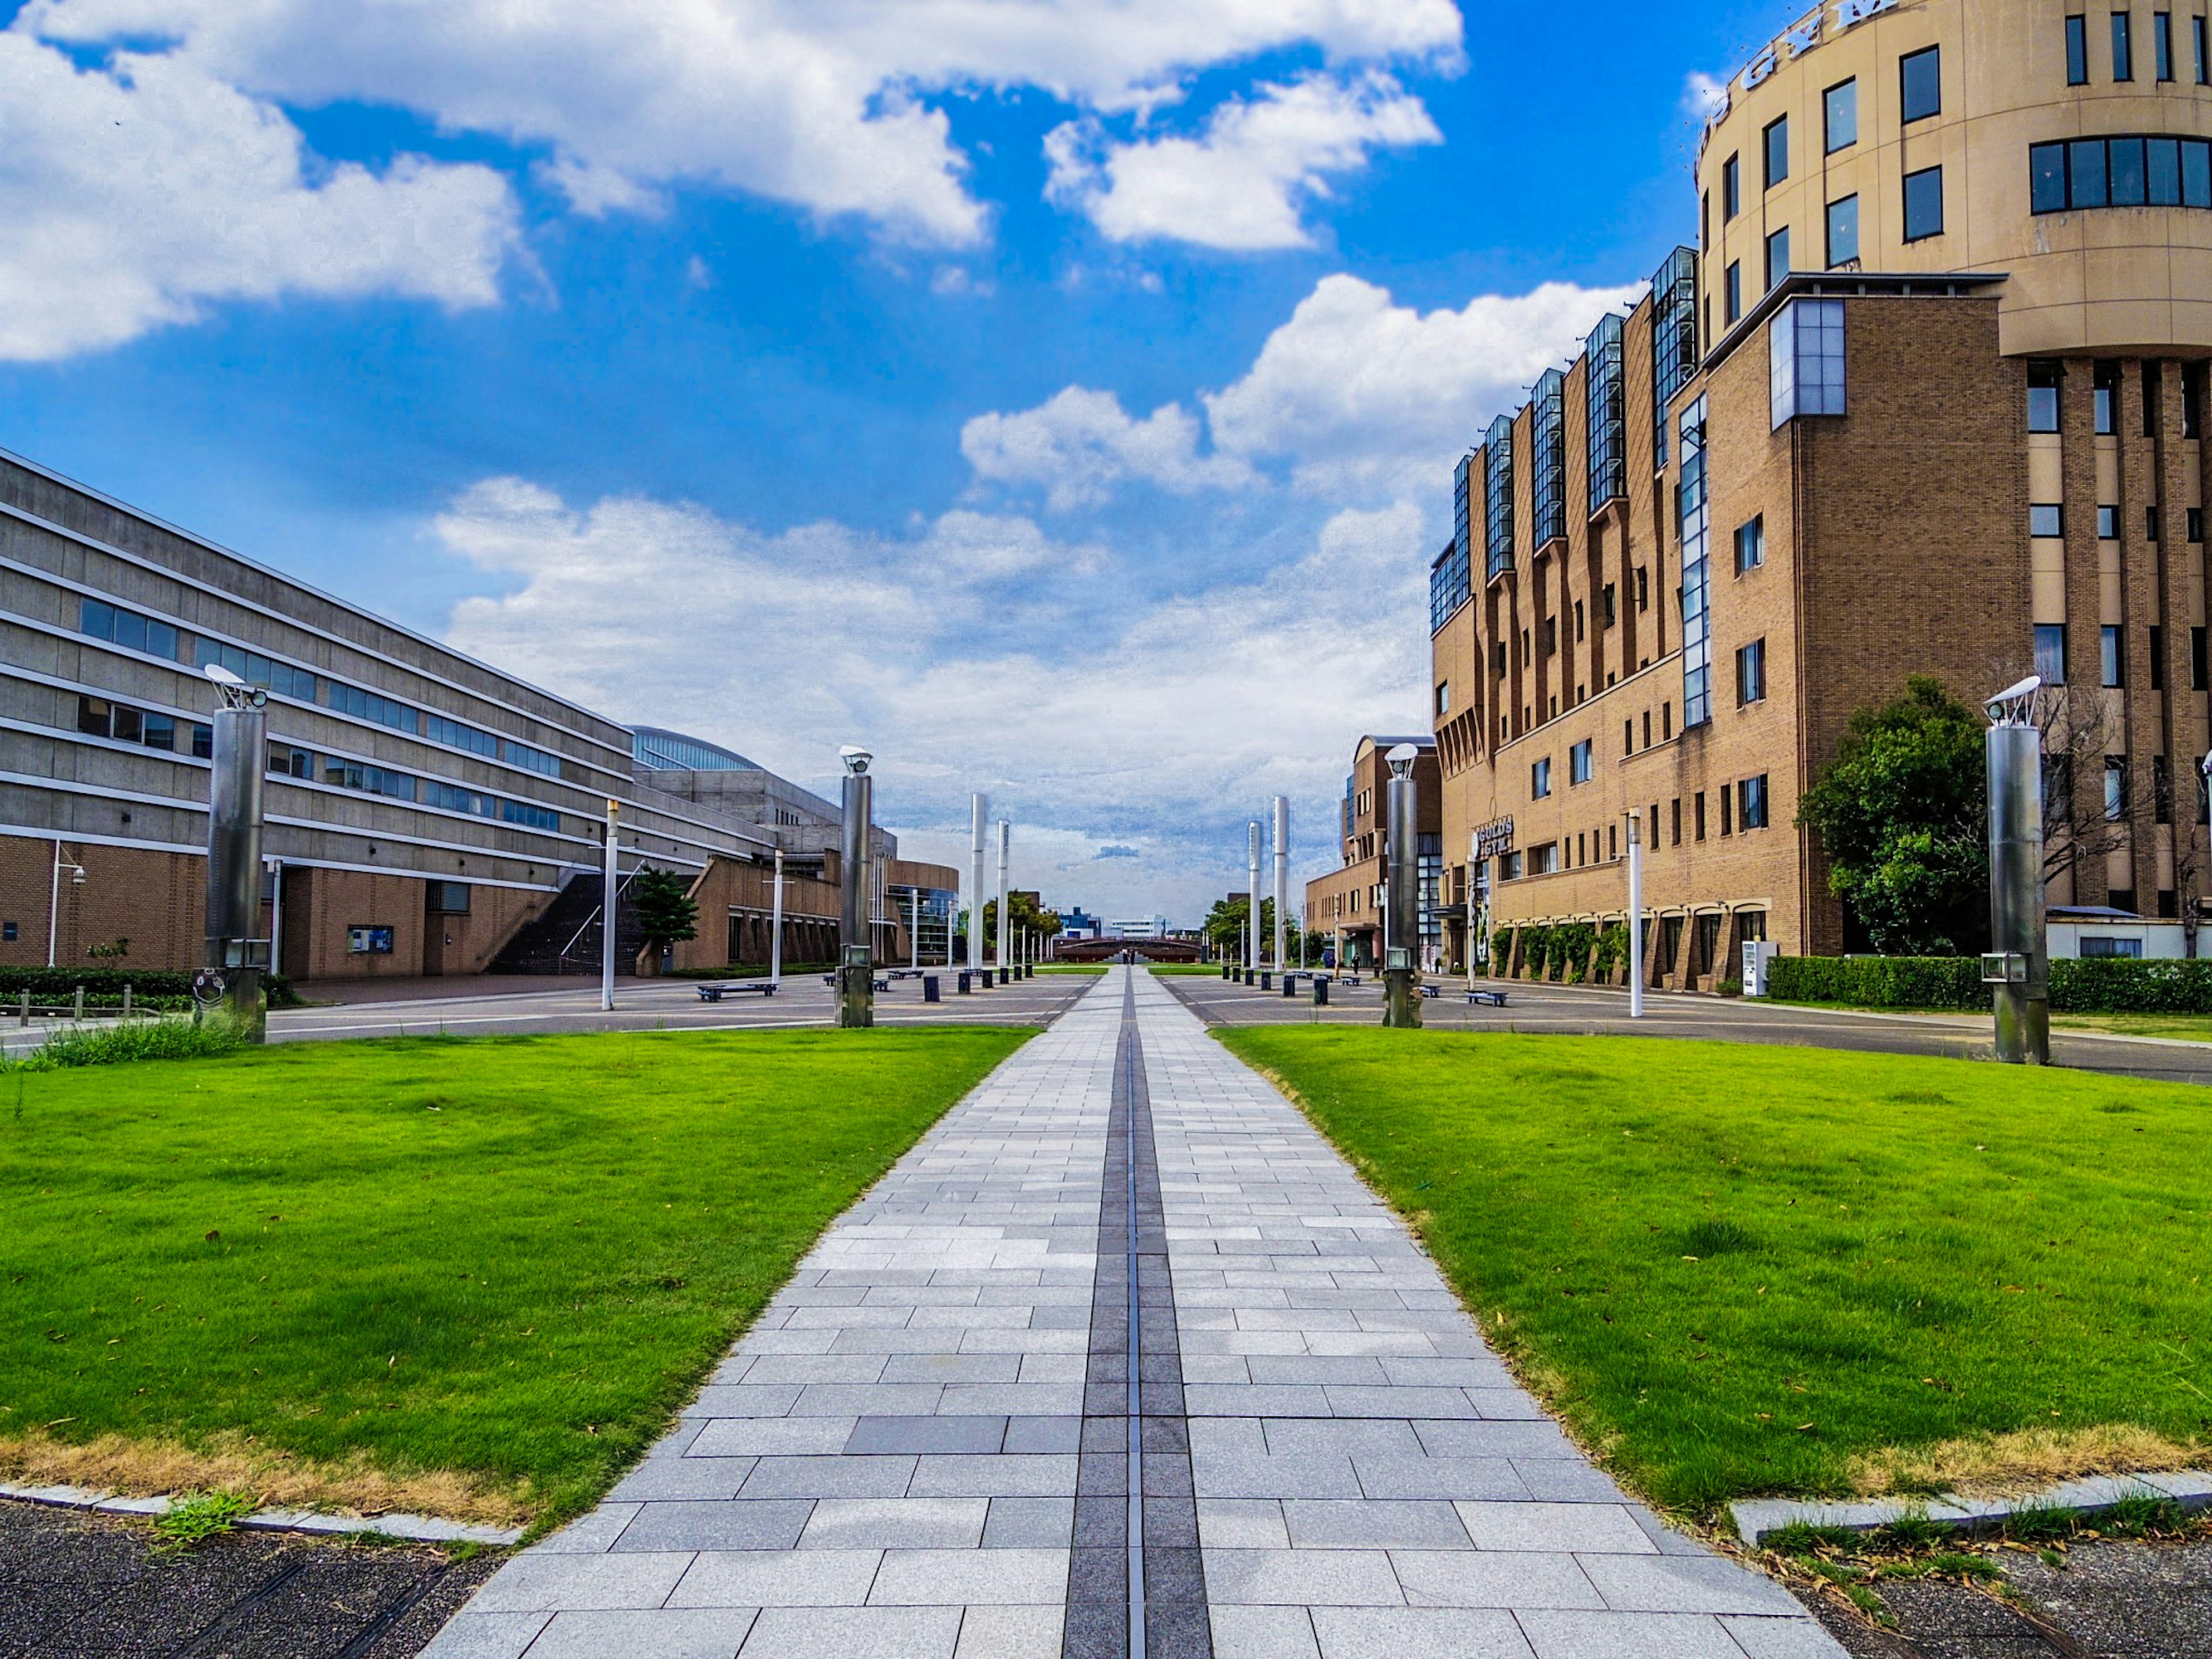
[1680,70,1730,123]
[960,387,1255,511]
[0,35,516,361]
[437,479,1426,921]
[1205,273,1646,495]
[21,0,1464,251]
[1046,71,1440,250]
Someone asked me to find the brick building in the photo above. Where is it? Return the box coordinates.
[0,448,953,982]
[1305,736,1442,971]
[1430,0,2212,987]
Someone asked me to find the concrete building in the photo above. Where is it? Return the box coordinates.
[1305,737,1442,971]
[0,447,953,982]
[1430,0,2212,987]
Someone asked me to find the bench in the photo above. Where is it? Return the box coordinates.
[696,982,778,1002]
[1465,988,1509,1008]
[819,974,894,992]
[1419,984,1441,999]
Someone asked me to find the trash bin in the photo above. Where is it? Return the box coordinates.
[957,971,971,994]
[924,975,941,1003]
[1313,978,1329,1006]
[1221,963,1232,980]
[1260,972,1271,991]
[1282,975,1297,998]
[999,968,1009,986]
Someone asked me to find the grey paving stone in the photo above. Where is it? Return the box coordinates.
[534,1503,641,1554]
[615,1501,814,1552]
[1210,1604,1322,1659]
[1264,1419,1426,1457]
[668,1549,884,1608]
[1204,1547,1405,1607]
[1192,1451,1363,1499]
[866,1546,1069,1604]
[793,1384,946,1416]
[1451,1501,1658,1555]
[737,1455,917,1499]
[908,1453,1078,1497]
[953,1604,1065,1657]
[1389,1549,1603,1610]
[982,1495,1075,1547]
[468,1551,696,1613]
[1413,1421,1580,1460]
[879,1353,1018,1384]
[690,1418,861,1458]
[1513,1609,1751,1658]
[414,1611,552,1659]
[797,1497,987,1550]
[1001,1414,1084,1453]
[1576,1553,1807,1616]
[684,1384,803,1418]
[1310,1606,1536,1658]
[737,1605,963,1657]
[1718,1613,1853,1657]
[1351,1457,1532,1502]
[611,1458,760,1503]
[1198,1499,1290,1549]
[1284,1499,1474,1549]
[526,1606,760,1658]
[843,1415,1006,1454]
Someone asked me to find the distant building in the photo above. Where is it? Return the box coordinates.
[1113,916,1169,940]
[1059,907,1104,941]
[1305,737,1442,971]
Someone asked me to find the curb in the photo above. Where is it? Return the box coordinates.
[1732,1469,2212,1545]
[0,1482,522,1546]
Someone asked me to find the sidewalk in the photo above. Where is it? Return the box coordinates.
[422,967,1843,1658]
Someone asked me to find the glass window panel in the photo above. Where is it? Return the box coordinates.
[1904,165,1945,239]
[1764,115,1789,187]
[112,609,147,652]
[141,713,175,752]
[2110,137,2147,203]
[2184,139,2211,206]
[2031,142,2069,211]
[2071,138,2109,205]
[2156,9,2175,77]
[2148,137,2183,203]
[2068,13,2090,82]
[1825,79,1858,151]
[2036,624,2069,684]
[1826,194,1861,264]
[2114,9,2135,79]
[1900,46,1942,120]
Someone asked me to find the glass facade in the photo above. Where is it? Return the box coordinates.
[633,726,756,771]
[1453,451,1475,578]
[327,680,418,733]
[1483,414,1515,581]
[2033,135,2212,210]
[1771,297,1846,428]
[1679,395,1713,730]
[1900,46,1942,120]
[1650,247,1698,468]
[1585,313,1627,512]
[1429,538,1469,634]
[1826,193,1861,266]
[1531,369,1567,546]
[1904,164,1945,240]
[194,636,317,702]
[80,599,180,663]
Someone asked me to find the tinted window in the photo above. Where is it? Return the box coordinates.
[1766,225,1791,291]
[2149,137,2182,203]
[2032,503,2065,536]
[2113,10,2134,79]
[1764,116,1789,187]
[1826,194,1860,265]
[1903,165,1945,240]
[1900,47,1941,120]
[2036,623,2069,684]
[2110,137,2147,204]
[1825,79,1857,151]
[2032,142,2069,210]
[1724,153,1741,217]
[2071,138,2110,205]
[2068,13,2090,81]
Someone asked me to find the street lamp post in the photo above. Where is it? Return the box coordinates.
[770,847,785,988]
[601,800,619,1012]
[202,667,271,1040]
[1984,677,2049,1063]
[1627,809,1645,1019]
[839,747,876,1028]
[1272,796,1289,975]
[46,838,84,970]
[1382,743,1422,1028]
[996,819,1011,986]
[1246,822,1262,979]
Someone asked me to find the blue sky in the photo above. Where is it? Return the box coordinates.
[0,0,1789,922]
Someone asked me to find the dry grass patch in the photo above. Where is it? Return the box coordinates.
[1847,1424,2210,1499]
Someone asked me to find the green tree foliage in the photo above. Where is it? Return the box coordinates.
[978,892,1063,947]
[631,868,700,959]
[1797,675,1989,955]
[1203,897,1304,961]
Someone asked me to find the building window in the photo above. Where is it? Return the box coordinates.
[1765,225,1791,292]
[1695,791,1709,840]
[2095,361,2119,432]
[1903,165,1945,240]
[423,713,499,757]
[503,738,562,777]
[2032,503,2065,537]
[1430,538,1470,634]
[1825,194,1861,266]
[1771,297,1846,427]
[2186,362,2206,435]
[192,638,317,702]
[2191,506,2206,543]
[1532,757,1552,798]
[78,695,177,753]
[2149,505,2162,541]
[2156,10,2175,77]
[2098,503,2120,539]
[1483,414,1515,580]
[2103,623,2126,687]
[79,599,182,662]
[1764,115,1789,188]
[502,799,562,831]
[1825,79,1858,152]
[327,680,418,733]
[1570,740,1593,785]
[1900,46,1942,120]
[2152,623,2167,689]
[1740,774,1771,830]
[2028,360,2063,431]
[1724,152,1741,218]
[1531,843,1559,876]
[1531,369,1567,546]
[1586,312,1627,512]
[1737,638,1767,704]
[2069,12,2091,81]
[1722,783,1734,836]
[1603,583,1618,624]
[422,780,496,817]
[2105,755,2128,820]
[1725,260,1743,324]
[2037,623,2069,684]
[1663,699,1673,738]
[2115,9,2135,78]
[2194,625,2207,690]
[2031,135,2212,212]
[1679,396,1713,729]
[2197,14,2209,82]
[1652,247,1698,468]
[1734,514,1766,573]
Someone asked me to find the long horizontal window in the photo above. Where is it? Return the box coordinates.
[502,798,562,831]
[326,680,419,734]
[503,738,562,777]
[78,695,206,756]
[424,712,500,757]
[80,599,180,662]
[194,637,318,702]
[2032,135,2212,211]
[422,779,498,817]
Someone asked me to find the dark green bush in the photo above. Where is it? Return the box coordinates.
[0,967,299,1008]
[6,1017,246,1071]
[1766,956,1991,1010]
[2048,957,2212,1012]
[1593,924,1629,983]
[1551,922,1597,984]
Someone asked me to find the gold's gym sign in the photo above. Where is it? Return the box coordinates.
[1719,0,1901,113]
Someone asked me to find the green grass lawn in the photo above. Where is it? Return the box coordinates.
[1,1027,1027,1527]
[2051,1013,2212,1043]
[1219,1027,2212,1517]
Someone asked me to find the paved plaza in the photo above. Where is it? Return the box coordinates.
[423,967,1843,1659]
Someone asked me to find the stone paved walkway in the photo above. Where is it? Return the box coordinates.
[423,967,1846,1659]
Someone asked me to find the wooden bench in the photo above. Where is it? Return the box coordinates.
[1465,988,1509,1008]
[695,982,778,1002]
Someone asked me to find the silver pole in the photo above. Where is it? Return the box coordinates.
[1986,692,2049,1063]
[46,836,61,970]
[601,799,619,1012]
[1272,796,1289,974]
[996,820,1011,980]
[968,794,987,972]
[1627,811,1645,1018]
[205,696,270,1039]
[770,847,784,987]
[1382,745,1421,1027]
[910,888,921,971]
[839,749,876,1027]
[268,857,285,983]
[1247,821,1262,975]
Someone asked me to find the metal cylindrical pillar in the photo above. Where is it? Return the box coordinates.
[203,703,270,1039]
[1247,822,1262,977]
[1272,797,1289,975]
[840,762,876,1027]
[1627,812,1645,1019]
[1383,748,1422,1028]
[771,848,785,986]
[600,800,619,1011]
[996,820,1011,986]
[1987,722,2050,1063]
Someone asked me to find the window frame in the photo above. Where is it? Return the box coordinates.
[1724,152,1741,218]
[1763,114,1790,189]
[2032,503,2066,537]
[2068,12,2092,82]
[2114,9,2135,80]
[1899,45,1942,122]
[1569,740,1593,786]
[1736,637,1768,706]
[1903,164,1945,241]
[2156,9,2175,77]
[1825,192,1861,266]
[1765,224,1791,293]
[1734,513,1766,573]
[2036,622,2070,685]
[1824,78,1858,153]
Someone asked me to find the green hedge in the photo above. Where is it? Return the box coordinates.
[0,967,300,1009]
[1769,954,2212,1014]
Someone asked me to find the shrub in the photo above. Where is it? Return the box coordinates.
[7,1017,247,1071]
[1552,923,1597,984]
[1592,924,1629,983]
[2048,957,2212,1013]
[1488,930,1514,979]
[1766,956,1990,1010]
[0,967,300,1008]
[1521,925,1553,981]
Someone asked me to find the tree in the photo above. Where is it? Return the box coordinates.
[1797,675,1989,956]
[1202,896,1302,963]
[978,892,1062,949]
[631,868,699,967]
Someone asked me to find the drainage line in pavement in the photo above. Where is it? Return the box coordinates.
[1124,980,1146,1659]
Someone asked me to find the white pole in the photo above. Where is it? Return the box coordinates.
[771,848,784,987]
[47,836,62,969]
[1247,821,1262,975]
[269,857,284,980]
[996,820,1010,976]
[969,794,987,972]
[1272,796,1289,973]
[601,800,619,1012]
[1628,810,1645,1019]
[911,888,921,971]
[1468,832,1480,993]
